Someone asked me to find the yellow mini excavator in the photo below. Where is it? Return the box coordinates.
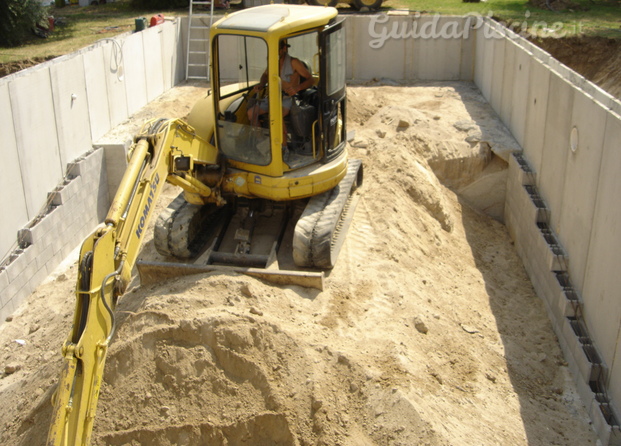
[47,5,362,445]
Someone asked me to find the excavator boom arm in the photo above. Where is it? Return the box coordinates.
[47,119,219,445]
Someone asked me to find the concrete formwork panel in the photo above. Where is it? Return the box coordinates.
[49,54,93,167]
[83,46,111,141]
[557,93,607,292]
[523,58,550,175]
[8,67,63,220]
[458,17,476,80]
[507,41,531,148]
[123,32,149,115]
[103,40,129,127]
[582,112,621,409]
[161,20,180,90]
[412,16,468,80]
[537,71,575,234]
[474,22,494,101]
[348,15,408,81]
[0,84,28,260]
[142,26,165,102]
[488,31,506,116]
[498,37,515,128]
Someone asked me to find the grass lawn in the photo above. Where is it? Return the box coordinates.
[0,0,619,64]
[384,0,620,37]
[0,1,190,64]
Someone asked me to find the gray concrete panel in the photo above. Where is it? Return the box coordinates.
[123,32,148,115]
[488,31,506,117]
[142,26,165,102]
[8,67,63,220]
[83,46,111,141]
[161,21,178,90]
[582,112,621,408]
[412,16,466,80]
[499,38,515,129]
[178,18,189,84]
[0,84,28,260]
[523,58,550,175]
[537,74,575,234]
[474,23,493,101]
[459,17,476,81]
[103,40,129,127]
[349,15,408,81]
[507,42,531,148]
[538,72,575,234]
[557,94,607,292]
[50,54,93,167]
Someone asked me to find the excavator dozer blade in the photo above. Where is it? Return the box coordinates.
[136,260,324,291]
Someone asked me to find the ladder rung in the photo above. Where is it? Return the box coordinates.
[187,0,213,82]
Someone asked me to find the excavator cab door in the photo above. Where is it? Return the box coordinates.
[318,17,347,163]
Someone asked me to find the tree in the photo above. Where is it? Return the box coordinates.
[0,0,49,47]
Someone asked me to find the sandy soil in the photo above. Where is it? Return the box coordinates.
[0,80,600,445]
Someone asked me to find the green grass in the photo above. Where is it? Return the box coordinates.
[0,1,188,64]
[384,0,620,38]
[0,0,619,64]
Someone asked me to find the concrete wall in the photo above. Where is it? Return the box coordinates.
[0,19,184,322]
[346,14,475,81]
[477,19,621,445]
[189,14,477,82]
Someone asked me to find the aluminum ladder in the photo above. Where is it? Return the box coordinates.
[186,0,215,81]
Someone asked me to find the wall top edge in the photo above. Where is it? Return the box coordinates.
[478,17,621,114]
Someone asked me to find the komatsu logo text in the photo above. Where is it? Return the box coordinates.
[135,173,160,239]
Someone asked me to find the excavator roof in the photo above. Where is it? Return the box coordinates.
[212,4,338,35]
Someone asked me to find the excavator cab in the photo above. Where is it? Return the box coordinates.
[188,5,350,195]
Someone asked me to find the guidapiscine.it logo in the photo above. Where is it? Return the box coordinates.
[367,11,584,49]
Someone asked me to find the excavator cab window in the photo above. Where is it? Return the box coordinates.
[214,34,272,166]
[319,18,347,162]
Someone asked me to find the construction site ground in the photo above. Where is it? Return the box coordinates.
[0,80,602,445]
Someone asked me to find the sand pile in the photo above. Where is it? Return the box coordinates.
[0,81,598,446]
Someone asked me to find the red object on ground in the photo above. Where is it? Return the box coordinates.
[48,17,55,32]
[150,14,164,27]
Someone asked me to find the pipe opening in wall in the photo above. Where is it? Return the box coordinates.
[570,126,579,153]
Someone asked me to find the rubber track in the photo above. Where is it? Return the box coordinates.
[154,194,216,259]
[153,194,186,258]
[293,159,362,268]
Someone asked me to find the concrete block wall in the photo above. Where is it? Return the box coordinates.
[478,18,621,445]
[0,149,109,322]
[0,19,185,322]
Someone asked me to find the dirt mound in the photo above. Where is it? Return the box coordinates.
[0,82,599,446]
[534,36,621,99]
[0,56,58,78]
